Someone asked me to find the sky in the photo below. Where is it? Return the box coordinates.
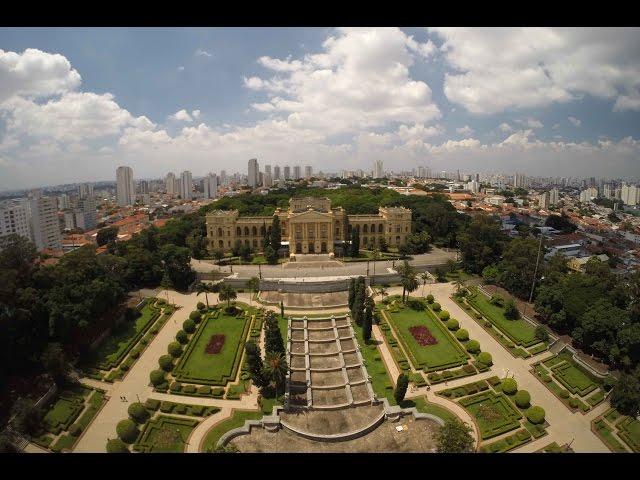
[1,27,640,191]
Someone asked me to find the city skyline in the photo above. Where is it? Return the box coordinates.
[1,27,640,190]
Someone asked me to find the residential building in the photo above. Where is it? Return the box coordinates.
[248,158,259,187]
[166,172,176,195]
[293,165,302,180]
[180,171,193,200]
[27,189,62,250]
[78,182,93,199]
[284,165,291,180]
[374,160,384,179]
[579,187,599,203]
[116,165,135,207]
[273,165,281,180]
[621,183,639,206]
[203,173,218,199]
[0,199,32,242]
[304,165,313,179]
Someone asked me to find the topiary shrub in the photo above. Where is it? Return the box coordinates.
[484,320,492,328]
[426,294,434,303]
[197,385,211,395]
[189,311,202,322]
[106,438,129,453]
[176,330,189,344]
[526,406,545,424]
[183,384,196,394]
[196,302,205,311]
[477,352,493,367]
[158,355,174,372]
[559,390,570,399]
[502,378,518,395]
[446,318,459,330]
[183,319,196,333]
[116,419,139,444]
[514,390,531,408]
[69,424,82,437]
[150,369,166,386]
[168,341,183,358]
[170,382,183,393]
[466,340,480,354]
[128,402,149,424]
[568,398,579,408]
[432,302,441,311]
[439,310,450,321]
[455,329,469,341]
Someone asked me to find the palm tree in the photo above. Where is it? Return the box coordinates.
[377,286,388,302]
[420,272,430,296]
[218,284,237,309]
[454,278,465,295]
[397,260,417,303]
[195,282,212,308]
[264,351,288,401]
[246,276,260,305]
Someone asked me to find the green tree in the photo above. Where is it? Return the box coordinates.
[348,278,356,310]
[244,341,268,388]
[363,295,374,342]
[264,350,288,392]
[11,398,43,436]
[280,300,285,318]
[218,283,237,308]
[610,368,640,417]
[350,229,360,257]
[435,419,475,453]
[160,244,195,291]
[40,342,69,385]
[96,226,119,247]
[458,215,505,274]
[394,373,409,404]
[195,282,213,308]
[504,298,520,320]
[264,311,285,356]
[397,260,418,303]
[535,325,550,343]
[246,277,260,305]
[270,215,281,253]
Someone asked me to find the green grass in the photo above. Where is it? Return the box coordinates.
[172,310,250,386]
[604,408,622,424]
[406,396,458,423]
[586,390,605,407]
[593,419,628,453]
[50,434,77,453]
[383,305,469,372]
[42,397,84,434]
[133,415,199,453]
[201,410,264,451]
[352,321,396,405]
[459,391,522,440]
[466,291,538,347]
[618,417,640,453]
[480,429,531,453]
[552,362,597,396]
[90,300,161,370]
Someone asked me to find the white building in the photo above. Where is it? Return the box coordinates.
[374,160,384,179]
[538,191,550,209]
[0,199,32,243]
[203,173,218,199]
[57,194,70,210]
[579,187,599,203]
[621,183,639,206]
[513,172,527,188]
[247,158,259,187]
[263,172,273,188]
[549,188,559,205]
[466,180,479,194]
[165,172,176,195]
[78,183,94,199]
[27,190,62,250]
[220,170,228,187]
[180,171,193,200]
[116,166,135,207]
[284,165,291,180]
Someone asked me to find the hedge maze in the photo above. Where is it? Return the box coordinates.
[592,408,640,453]
[133,415,199,453]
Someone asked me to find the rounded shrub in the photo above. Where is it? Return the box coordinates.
[446,318,459,330]
[559,390,570,399]
[158,355,174,372]
[439,310,450,321]
[183,318,196,333]
[176,330,189,344]
[484,320,492,328]
[170,382,183,393]
[477,352,493,367]
[150,369,166,386]
[196,302,205,311]
[197,385,211,395]
[455,329,469,341]
[426,294,434,303]
[526,406,545,425]
[466,340,480,354]
[128,402,149,424]
[189,310,202,322]
[168,341,183,358]
[569,398,579,408]
[432,302,441,311]
[116,419,139,444]
[69,424,82,437]
[514,390,531,408]
[502,378,518,395]
[106,438,129,453]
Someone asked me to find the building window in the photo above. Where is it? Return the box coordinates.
[236,227,242,236]
[252,226,258,236]
[396,225,401,233]
[396,236,400,244]
[363,224,368,233]
[245,239,249,247]
[379,223,384,233]
[218,228,223,236]
[253,239,258,248]
[244,226,250,236]
[218,240,224,248]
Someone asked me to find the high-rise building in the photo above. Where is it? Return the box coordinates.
[248,158,259,187]
[166,172,176,195]
[116,166,135,207]
[603,184,613,199]
[284,165,291,180]
[57,194,70,210]
[180,171,193,200]
[138,180,149,194]
[263,172,273,188]
[264,165,272,177]
[78,183,94,199]
[621,183,639,206]
[549,188,559,206]
[27,189,62,251]
[304,165,313,179]
[513,172,527,189]
[0,199,32,243]
[220,170,228,187]
[293,165,302,180]
[579,187,599,203]
[374,160,384,179]
[538,191,550,209]
[203,173,218,199]
[273,165,281,180]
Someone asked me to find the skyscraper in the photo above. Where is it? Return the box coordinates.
[166,172,176,195]
[220,170,228,187]
[273,165,281,180]
[27,189,62,251]
[116,166,135,207]
[265,165,272,176]
[78,183,94,199]
[284,165,291,180]
[374,159,384,179]
[304,165,313,179]
[138,180,149,194]
[621,183,639,206]
[180,171,193,200]
[248,158,259,187]
[263,171,273,188]
[202,173,218,199]
[293,165,302,180]
[513,172,527,189]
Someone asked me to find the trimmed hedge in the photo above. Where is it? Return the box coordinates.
[176,330,189,344]
[145,399,160,410]
[128,402,149,424]
[183,319,196,334]
[432,302,441,312]
[426,294,434,303]
[502,378,518,395]
[514,390,531,408]
[116,419,139,444]
[439,310,450,321]
[158,355,174,372]
[189,311,202,322]
[106,438,129,453]
[168,341,183,358]
[69,424,82,437]
[526,406,545,424]
[455,329,469,341]
[196,302,205,311]
[477,352,493,367]
[150,369,166,386]
[446,318,459,330]
[170,382,183,393]
[466,340,480,354]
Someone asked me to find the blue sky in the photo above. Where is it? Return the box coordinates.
[1,27,639,190]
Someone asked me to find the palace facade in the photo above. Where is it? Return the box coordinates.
[205,196,412,255]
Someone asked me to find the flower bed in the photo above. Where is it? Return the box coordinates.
[205,334,226,354]
[408,325,438,346]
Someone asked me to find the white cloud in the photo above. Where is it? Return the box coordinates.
[191,109,201,119]
[195,49,212,57]
[431,27,640,114]
[498,123,513,132]
[456,125,474,135]
[0,48,81,103]
[177,66,185,71]
[568,116,582,127]
[613,90,640,111]
[516,118,544,129]
[170,109,193,122]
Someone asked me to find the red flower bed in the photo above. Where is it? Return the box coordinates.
[409,326,437,346]
[205,334,226,354]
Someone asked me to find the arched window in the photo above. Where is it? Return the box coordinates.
[236,227,241,236]
[348,224,352,233]
[356,224,360,233]
[267,226,272,235]
[244,226,250,236]
[379,224,384,233]
[218,240,224,248]
[371,224,376,234]
[260,225,266,235]
[218,228,223,236]
[253,239,258,248]
[245,239,250,247]
[363,237,368,245]
[396,225,401,233]
[396,236,400,244]
[252,226,257,236]
[363,224,368,233]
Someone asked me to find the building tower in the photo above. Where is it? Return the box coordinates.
[180,171,193,200]
[116,166,135,207]
[248,158,259,187]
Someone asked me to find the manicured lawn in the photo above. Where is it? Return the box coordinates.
[459,391,522,440]
[353,321,396,405]
[133,415,199,453]
[467,292,538,347]
[278,315,288,344]
[42,398,83,434]
[552,362,597,396]
[201,410,264,451]
[173,311,250,386]
[618,417,640,453]
[90,300,161,370]
[384,306,468,372]
[593,419,628,453]
[407,396,458,423]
